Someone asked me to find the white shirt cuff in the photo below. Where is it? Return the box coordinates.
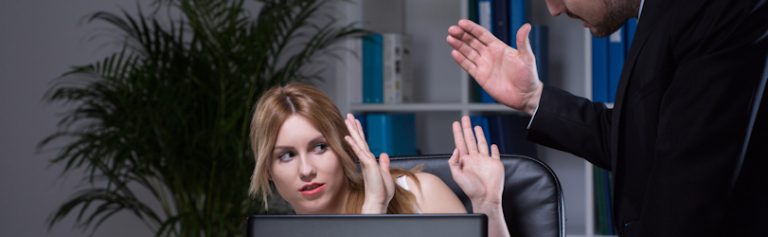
[526,105,539,129]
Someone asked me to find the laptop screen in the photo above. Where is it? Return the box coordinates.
[247,214,487,237]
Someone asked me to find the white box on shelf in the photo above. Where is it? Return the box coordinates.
[382,33,413,104]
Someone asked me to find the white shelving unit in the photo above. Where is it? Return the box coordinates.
[324,0,607,236]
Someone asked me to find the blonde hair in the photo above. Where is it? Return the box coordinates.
[249,83,418,214]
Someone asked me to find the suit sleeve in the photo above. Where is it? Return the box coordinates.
[527,86,614,169]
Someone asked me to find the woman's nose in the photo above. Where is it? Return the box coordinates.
[298,155,316,181]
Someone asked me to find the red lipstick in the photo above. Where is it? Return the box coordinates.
[299,182,325,197]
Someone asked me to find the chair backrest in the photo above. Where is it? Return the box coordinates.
[388,154,565,237]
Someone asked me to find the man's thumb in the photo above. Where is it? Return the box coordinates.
[516,23,533,54]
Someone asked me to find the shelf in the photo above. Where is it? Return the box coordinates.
[350,103,524,114]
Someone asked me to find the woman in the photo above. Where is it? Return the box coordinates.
[249,83,509,237]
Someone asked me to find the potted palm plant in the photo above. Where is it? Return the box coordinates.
[41,0,363,236]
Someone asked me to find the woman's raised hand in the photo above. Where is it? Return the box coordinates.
[343,113,395,214]
[448,116,505,208]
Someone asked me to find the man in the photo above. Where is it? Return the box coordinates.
[446,0,768,236]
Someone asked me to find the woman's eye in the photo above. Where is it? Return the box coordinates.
[313,143,328,153]
[277,152,294,162]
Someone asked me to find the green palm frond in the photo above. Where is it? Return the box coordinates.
[42,0,363,236]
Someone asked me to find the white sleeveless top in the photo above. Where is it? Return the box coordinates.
[395,175,422,213]
[396,175,411,190]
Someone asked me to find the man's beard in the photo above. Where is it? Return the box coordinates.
[591,0,631,37]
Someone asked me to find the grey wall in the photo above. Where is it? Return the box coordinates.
[1,1,153,236]
[0,1,339,236]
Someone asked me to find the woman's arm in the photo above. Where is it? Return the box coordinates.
[449,116,510,237]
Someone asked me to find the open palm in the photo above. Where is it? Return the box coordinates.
[448,116,505,206]
[343,114,395,213]
[447,20,542,113]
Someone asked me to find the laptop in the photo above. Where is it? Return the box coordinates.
[247,213,487,237]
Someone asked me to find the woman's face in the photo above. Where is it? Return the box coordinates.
[269,115,348,213]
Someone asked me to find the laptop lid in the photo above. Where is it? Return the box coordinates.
[247,214,487,237]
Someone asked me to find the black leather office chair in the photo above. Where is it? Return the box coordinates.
[389,154,565,237]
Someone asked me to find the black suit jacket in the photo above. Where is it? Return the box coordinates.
[528,0,768,236]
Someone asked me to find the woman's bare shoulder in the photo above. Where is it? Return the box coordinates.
[405,172,466,213]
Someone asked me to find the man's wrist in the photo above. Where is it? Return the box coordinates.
[524,82,543,115]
